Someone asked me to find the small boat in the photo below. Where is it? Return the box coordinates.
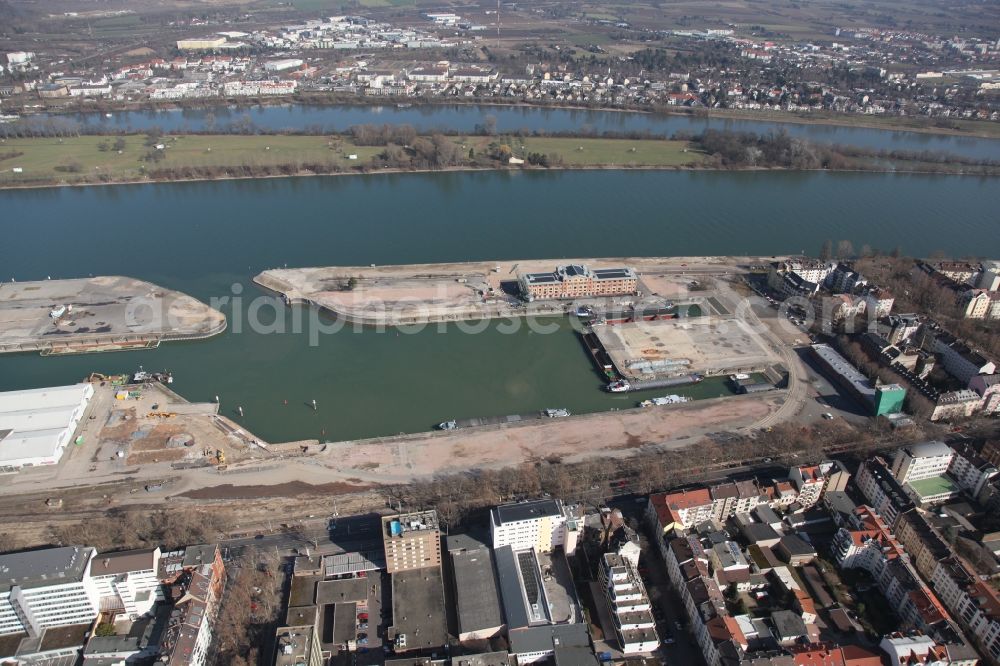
[729,373,750,382]
[437,420,458,430]
[132,368,173,384]
[544,408,571,418]
[105,113,113,118]
[639,395,691,407]
[396,103,413,108]
[606,380,630,393]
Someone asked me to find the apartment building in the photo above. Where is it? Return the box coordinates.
[382,510,442,573]
[962,290,994,320]
[891,509,1000,662]
[970,374,1000,414]
[948,444,999,500]
[931,558,1000,662]
[929,334,996,384]
[709,480,766,521]
[856,457,915,527]
[883,313,923,346]
[879,634,978,666]
[518,265,637,301]
[789,460,850,508]
[934,262,983,286]
[598,552,658,655]
[661,535,747,666]
[0,546,99,638]
[647,489,714,533]
[490,499,570,553]
[159,555,226,666]
[831,506,950,635]
[892,442,955,484]
[89,547,163,619]
[767,260,835,295]
[862,288,895,317]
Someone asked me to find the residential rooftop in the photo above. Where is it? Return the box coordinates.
[0,546,93,593]
[493,499,563,526]
[382,510,439,538]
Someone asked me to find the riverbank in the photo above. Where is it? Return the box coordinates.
[23,93,1000,140]
[1,132,997,190]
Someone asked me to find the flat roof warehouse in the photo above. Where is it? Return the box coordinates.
[0,383,93,471]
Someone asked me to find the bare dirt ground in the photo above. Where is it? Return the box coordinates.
[254,256,775,324]
[178,480,374,500]
[320,393,779,483]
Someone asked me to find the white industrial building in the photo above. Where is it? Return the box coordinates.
[0,383,93,471]
[0,546,99,637]
[264,58,303,72]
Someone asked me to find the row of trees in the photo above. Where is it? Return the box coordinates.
[833,334,936,419]
[695,129,1000,173]
[49,508,231,552]
[856,255,1000,362]
[212,550,281,666]
[379,419,910,532]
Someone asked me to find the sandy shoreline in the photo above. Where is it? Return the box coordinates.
[2,161,997,193]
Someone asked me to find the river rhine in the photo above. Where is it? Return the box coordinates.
[2,170,998,441]
[29,102,1000,160]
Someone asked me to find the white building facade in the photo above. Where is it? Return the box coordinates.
[89,547,163,619]
[0,546,99,637]
[491,500,568,553]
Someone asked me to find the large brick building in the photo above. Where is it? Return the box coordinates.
[519,265,637,301]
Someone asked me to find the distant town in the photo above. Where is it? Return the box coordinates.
[1,9,998,126]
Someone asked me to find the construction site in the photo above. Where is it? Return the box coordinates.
[591,316,782,382]
[0,276,226,355]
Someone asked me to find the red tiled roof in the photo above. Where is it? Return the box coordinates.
[790,643,845,666]
[840,645,881,666]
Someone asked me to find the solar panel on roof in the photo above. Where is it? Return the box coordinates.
[516,551,540,605]
[593,269,632,279]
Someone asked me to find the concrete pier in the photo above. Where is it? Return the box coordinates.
[255,255,774,326]
[0,276,226,355]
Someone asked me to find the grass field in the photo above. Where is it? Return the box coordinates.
[0,134,702,186]
[0,135,383,184]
